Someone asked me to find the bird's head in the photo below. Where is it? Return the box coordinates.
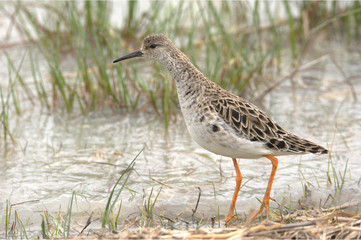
[113,34,182,66]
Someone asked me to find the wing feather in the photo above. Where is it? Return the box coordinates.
[209,96,328,154]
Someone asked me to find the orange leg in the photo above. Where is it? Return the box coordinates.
[222,158,242,223]
[253,154,278,218]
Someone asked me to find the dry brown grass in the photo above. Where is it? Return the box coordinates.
[70,211,361,239]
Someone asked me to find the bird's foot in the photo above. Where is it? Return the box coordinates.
[252,196,275,219]
[220,214,235,224]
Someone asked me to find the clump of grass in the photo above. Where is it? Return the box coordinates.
[1,1,360,130]
[3,200,33,239]
[34,192,77,238]
[138,187,163,228]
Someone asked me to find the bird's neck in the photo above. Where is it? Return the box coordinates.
[162,56,220,108]
[164,57,212,91]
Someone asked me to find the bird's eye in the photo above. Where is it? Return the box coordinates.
[150,44,158,49]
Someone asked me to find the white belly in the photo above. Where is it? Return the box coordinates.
[188,121,274,159]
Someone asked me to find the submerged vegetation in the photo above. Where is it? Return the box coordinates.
[1,1,361,239]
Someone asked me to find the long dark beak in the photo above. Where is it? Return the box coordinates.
[113,50,143,63]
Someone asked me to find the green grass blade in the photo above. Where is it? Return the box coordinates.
[63,191,76,238]
[102,148,143,228]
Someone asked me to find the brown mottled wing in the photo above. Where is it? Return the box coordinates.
[210,97,328,154]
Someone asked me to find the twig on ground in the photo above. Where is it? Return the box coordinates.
[192,187,202,218]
